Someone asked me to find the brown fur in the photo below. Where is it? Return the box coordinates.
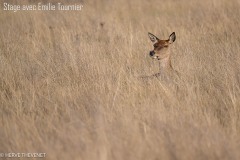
[148,32,177,74]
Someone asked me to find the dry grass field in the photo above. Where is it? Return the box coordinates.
[1,0,240,159]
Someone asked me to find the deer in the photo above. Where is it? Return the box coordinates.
[147,32,179,79]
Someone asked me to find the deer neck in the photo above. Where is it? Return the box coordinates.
[159,55,173,72]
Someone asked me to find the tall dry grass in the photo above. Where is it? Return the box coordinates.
[1,0,240,159]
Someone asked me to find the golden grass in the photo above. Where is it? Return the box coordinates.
[1,0,240,159]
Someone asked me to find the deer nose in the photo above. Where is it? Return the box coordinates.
[149,51,155,56]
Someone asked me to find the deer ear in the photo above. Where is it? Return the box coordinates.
[169,32,176,44]
[148,32,159,43]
